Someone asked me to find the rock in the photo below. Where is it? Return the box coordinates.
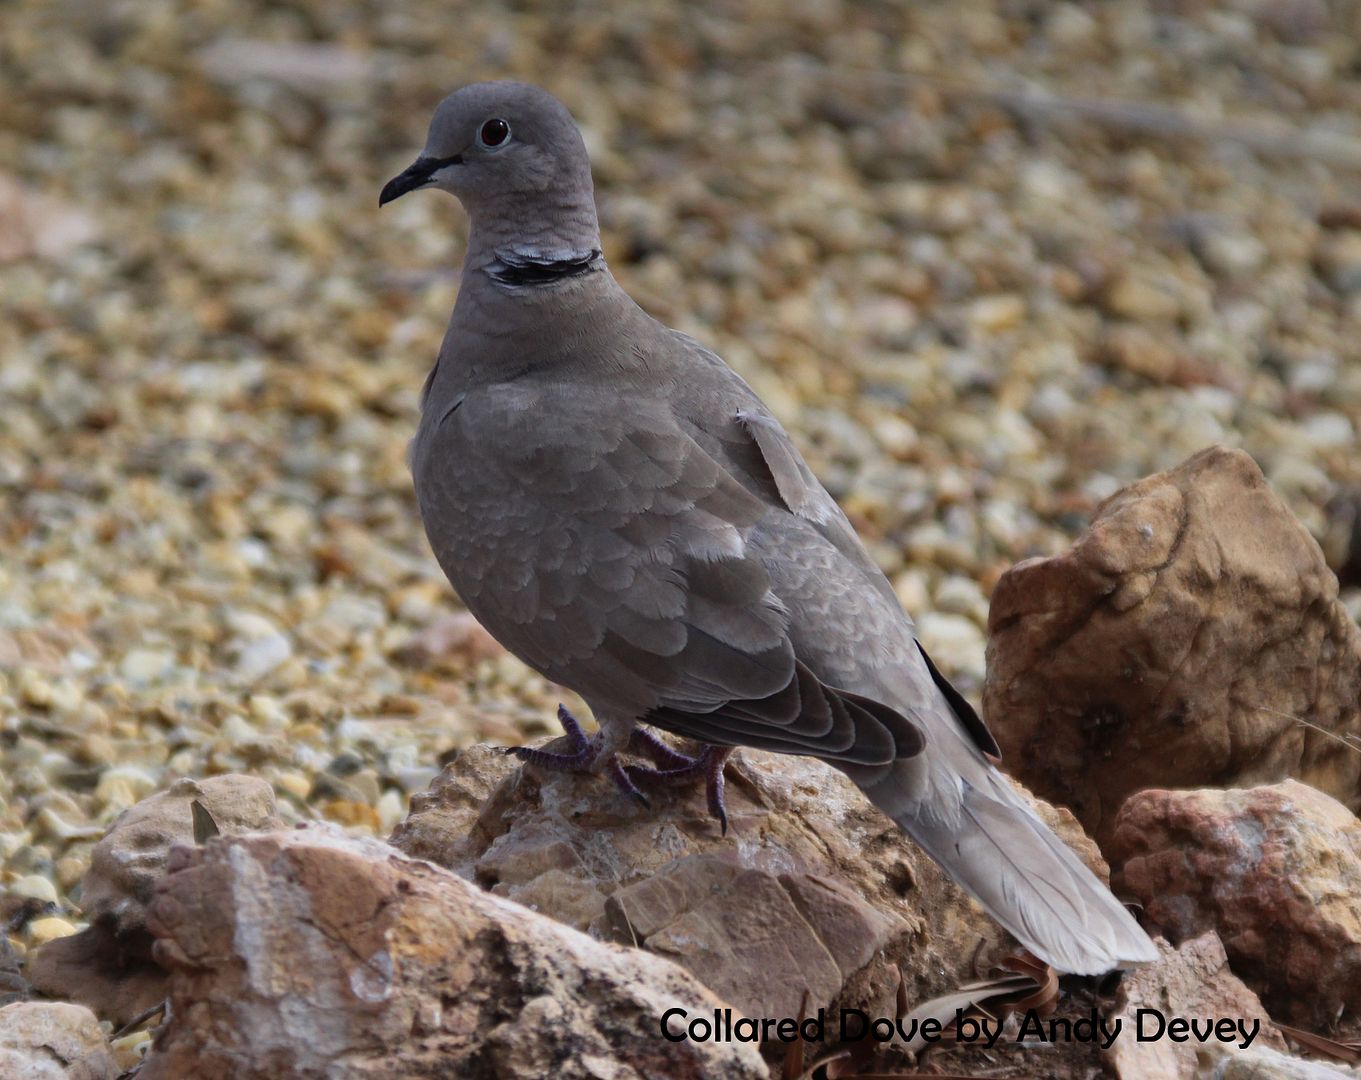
[967,293,1025,333]
[229,632,293,683]
[0,173,101,265]
[1323,484,1361,588]
[28,775,281,1027]
[26,917,77,947]
[984,447,1361,845]
[0,937,28,1007]
[1100,267,1184,321]
[389,610,505,670]
[0,1002,118,1080]
[196,39,377,91]
[1106,933,1285,1080]
[139,824,766,1080]
[1226,1049,1360,1080]
[1214,1046,1360,1080]
[1099,324,1181,383]
[10,874,59,905]
[1110,781,1361,1029]
[391,742,1093,1031]
[1316,230,1361,294]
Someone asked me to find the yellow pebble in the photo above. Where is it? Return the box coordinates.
[321,800,380,832]
[276,772,312,801]
[27,917,79,946]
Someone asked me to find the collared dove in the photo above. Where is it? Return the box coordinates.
[380,81,1157,975]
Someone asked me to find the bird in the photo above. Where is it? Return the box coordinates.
[379,80,1158,975]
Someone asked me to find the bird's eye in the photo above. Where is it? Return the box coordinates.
[479,118,511,148]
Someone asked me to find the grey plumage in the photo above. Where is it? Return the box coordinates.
[384,81,1157,975]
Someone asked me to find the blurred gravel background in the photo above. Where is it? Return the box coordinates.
[3,0,1361,941]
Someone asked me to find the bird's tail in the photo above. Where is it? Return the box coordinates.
[862,756,1157,975]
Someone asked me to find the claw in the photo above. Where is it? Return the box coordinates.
[627,744,733,834]
[706,750,730,836]
[607,759,651,807]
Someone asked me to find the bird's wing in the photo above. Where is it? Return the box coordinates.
[668,335,1001,761]
[424,377,921,765]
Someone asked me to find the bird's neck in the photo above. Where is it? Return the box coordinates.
[463,193,603,279]
[437,219,642,393]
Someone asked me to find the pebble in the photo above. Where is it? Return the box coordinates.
[119,649,176,685]
[9,874,59,905]
[933,575,989,624]
[94,766,159,808]
[232,634,294,683]
[1101,271,1183,322]
[25,917,79,946]
[376,790,406,834]
[967,294,1026,334]
[1300,412,1355,450]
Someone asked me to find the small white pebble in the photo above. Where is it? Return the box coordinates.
[119,648,176,684]
[10,873,58,905]
[933,575,988,622]
[915,612,986,685]
[376,790,405,834]
[248,693,289,729]
[232,633,293,682]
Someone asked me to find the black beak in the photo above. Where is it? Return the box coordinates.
[378,154,461,207]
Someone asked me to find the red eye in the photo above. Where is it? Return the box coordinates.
[479,118,510,147]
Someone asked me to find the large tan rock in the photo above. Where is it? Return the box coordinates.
[1105,933,1285,1080]
[28,774,281,1026]
[984,446,1361,844]
[139,824,766,1080]
[1110,781,1361,1029]
[0,1002,118,1080]
[391,742,1102,1028]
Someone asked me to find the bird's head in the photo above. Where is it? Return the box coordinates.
[379,81,593,214]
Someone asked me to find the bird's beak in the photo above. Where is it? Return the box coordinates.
[378,154,461,207]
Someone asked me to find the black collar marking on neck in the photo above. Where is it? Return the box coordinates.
[487,248,604,287]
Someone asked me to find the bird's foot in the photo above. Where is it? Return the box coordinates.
[627,744,734,835]
[505,708,733,831]
[505,705,654,809]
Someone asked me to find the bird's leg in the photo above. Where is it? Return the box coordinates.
[626,744,734,835]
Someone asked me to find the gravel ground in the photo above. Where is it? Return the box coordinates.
[3,0,1361,953]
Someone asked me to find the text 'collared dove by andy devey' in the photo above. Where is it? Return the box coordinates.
[379,81,1158,975]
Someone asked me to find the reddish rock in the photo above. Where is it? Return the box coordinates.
[984,446,1361,845]
[139,825,766,1080]
[1110,781,1361,1029]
